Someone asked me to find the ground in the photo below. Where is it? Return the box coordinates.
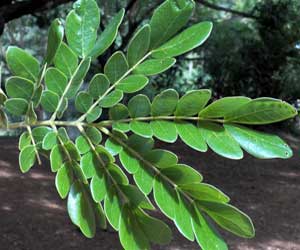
[0,131,300,250]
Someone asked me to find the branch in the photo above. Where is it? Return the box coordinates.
[196,0,258,19]
[0,0,71,35]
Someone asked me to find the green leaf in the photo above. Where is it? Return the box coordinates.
[224,124,293,159]
[58,127,70,143]
[45,19,64,65]
[90,174,107,202]
[41,90,59,112]
[151,120,177,143]
[5,77,34,99]
[19,145,36,173]
[128,94,151,117]
[198,201,255,238]
[127,134,154,154]
[108,163,129,185]
[43,131,58,150]
[150,0,195,48]
[104,51,128,83]
[96,145,115,164]
[65,0,100,57]
[176,122,207,152]
[134,166,154,195]
[192,206,228,250]
[113,122,130,132]
[152,21,213,58]
[105,138,122,156]
[119,206,150,250]
[76,135,91,154]
[90,9,125,58]
[55,162,73,199]
[176,89,211,116]
[109,103,129,120]
[199,97,251,118]
[99,90,123,108]
[119,149,143,174]
[32,126,52,145]
[54,42,78,78]
[66,57,91,98]
[5,98,28,116]
[80,151,97,179]
[174,192,194,241]
[153,177,178,219]
[6,46,39,81]
[67,180,96,238]
[116,75,149,93]
[104,189,122,230]
[145,149,178,168]
[121,185,155,210]
[130,121,153,138]
[75,91,93,113]
[94,203,107,230]
[88,74,110,99]
[86,127,102,145]
[65,141,81,161]
[134,58,176,76]
[19,132,31,150]
[86,106,102,123]
[45,68,68,96]
[136,209,172,245]
[180,183,230,203]
[50,144,66,172]
[152,89,178,116]
[225,98,298,124]
[162,164,203,185]
[199,122,243,160]
[127,25,151,67]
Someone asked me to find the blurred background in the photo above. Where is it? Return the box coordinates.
[0,1,300,250]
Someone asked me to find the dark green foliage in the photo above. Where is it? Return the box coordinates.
[0,1,298,249]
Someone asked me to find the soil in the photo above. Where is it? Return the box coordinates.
[0,131,300,250]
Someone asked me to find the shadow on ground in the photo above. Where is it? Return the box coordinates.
[0,131,299,250]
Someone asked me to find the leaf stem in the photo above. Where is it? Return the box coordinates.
[76,51,153,122]
[50,59,85,121]
[99,126,195,204]
[26,125,42,165]
[76,124,130,204]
